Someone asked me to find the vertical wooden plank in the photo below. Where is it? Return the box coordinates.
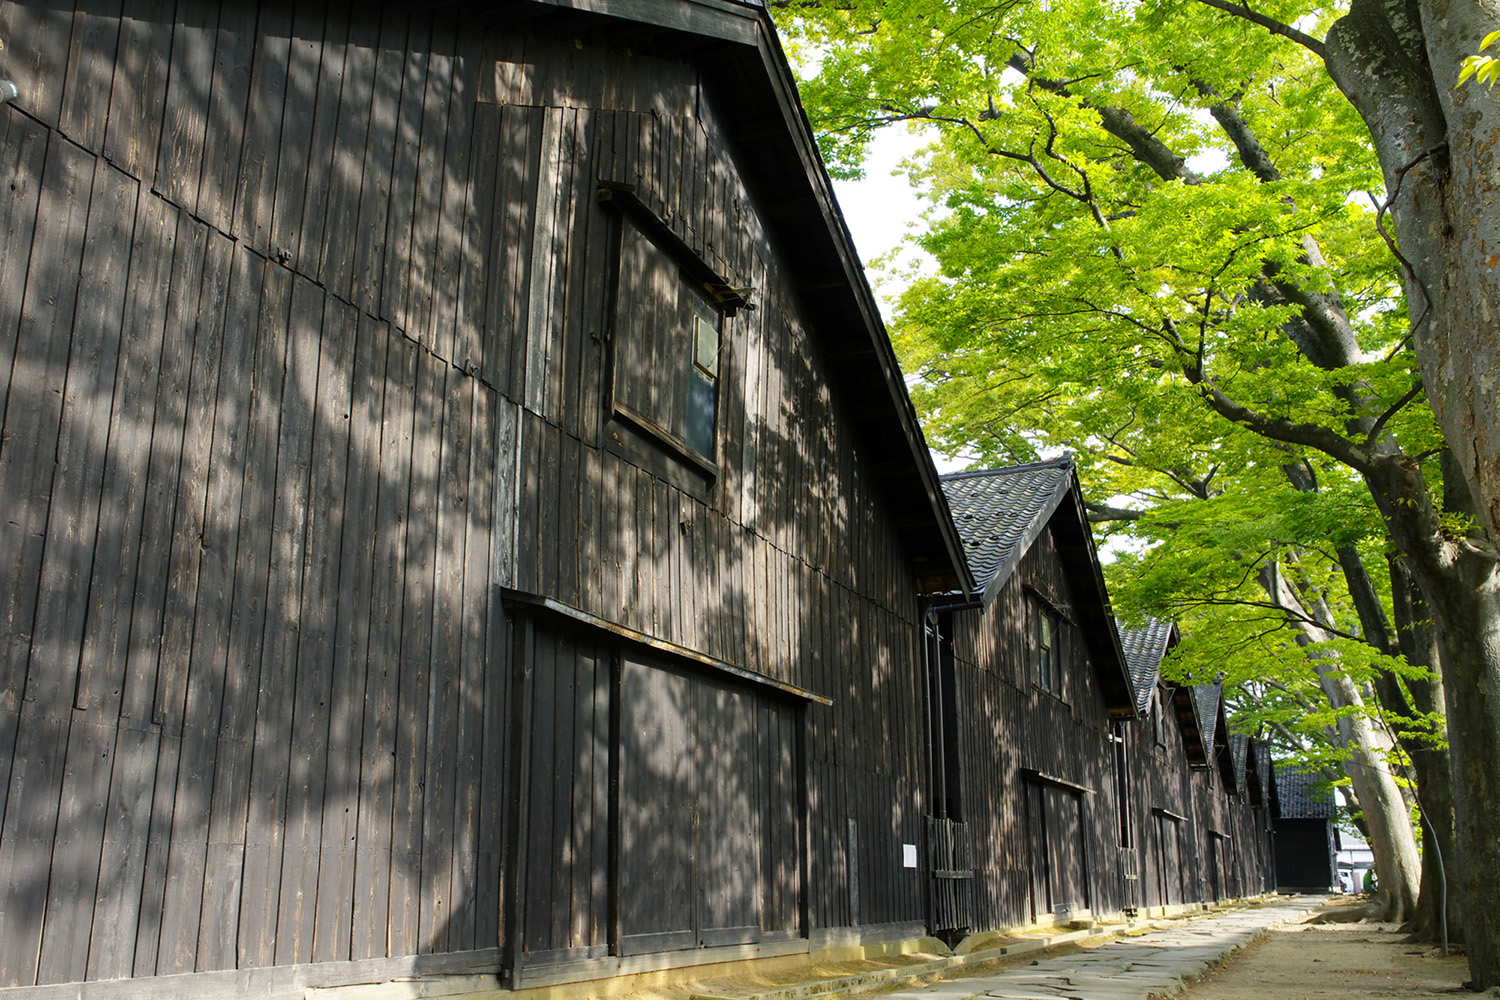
[349,321,410,961]
[314,308,384,965]
[523,106,564,416]
[350,6,409,313]
[315,0,377,292]
[154,0,220,210]
[419,366,473,954]
[269,0,332,266]
[195,258,289,970]
[231,0,292,250]
[195,0,257,233]
[637,469,655,638]
[85,726,162,980]
[549,633,578,951]
[154,241,257,976]
[491,399,521,593]
[294,0,351,274]
[34,718,114,985]
[0,705,14,887]
[544,109,582,428]
[378,10,431,332]
[118,213,213,739]
[606,456,628,629]
[22,158,137,719]
[429,20,481,368]
[403,12,455,355]
[73,191,177,717]
[677,489,694,652]
[448,378,494,952]
[655,478,673,642]
[455,101,498,381]
[514,412,542,594]
[579,444,600,615]
[522,628,556,955]
[0,713,68,986]
[103,0,174,179]
[0,112,51,521]
[240,273,323,968]
[58,0,124,151]
[480,455,517,954]
[390,350,443,955]
[596,451,618,621]
[499,106,543,401]
[586,638,609,947]
[556,432,580,607]
[0,0,74,128]
[128,728,181,977]
[278,294,358,967]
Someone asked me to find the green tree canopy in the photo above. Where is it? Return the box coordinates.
[773,0,1498,960]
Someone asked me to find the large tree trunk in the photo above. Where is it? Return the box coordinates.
[1386,558,1464,944]
[1354,456,1500,986]
[1339,545,1462,941]
[1417,0,1500,543]
[1324,1,1500,985]
[1325,0,1500,542]
[1399,545,1500,984]
[1259,563,1424,920]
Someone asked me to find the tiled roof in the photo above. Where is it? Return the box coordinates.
[940,458,1074,597]
[1275,766,1335,819]
[1118,618,1175,714]
[1193,682,1221,754]
[1230,732,1248,793]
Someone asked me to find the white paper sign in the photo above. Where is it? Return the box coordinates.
[902,843,918,869]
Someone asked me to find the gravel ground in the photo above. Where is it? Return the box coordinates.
[1177,915,1475,1000]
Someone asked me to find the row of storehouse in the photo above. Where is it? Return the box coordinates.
[0,0,1289,995]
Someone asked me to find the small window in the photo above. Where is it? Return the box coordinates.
[598,184,750,485]
[1032,601,1063,699]
[611,219,723,467]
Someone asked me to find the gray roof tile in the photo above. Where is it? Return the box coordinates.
[1230,732,1248,792]
[1275,766,1335,819]
[1193,682,1221,753]
[940,458,1074,595]
[1118,618,1175,714]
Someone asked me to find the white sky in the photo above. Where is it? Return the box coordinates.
[827,126,977,474]
[830,126,934,321]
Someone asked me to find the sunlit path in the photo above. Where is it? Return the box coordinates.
[881,898,1326,1000]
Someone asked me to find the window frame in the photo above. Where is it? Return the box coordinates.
[1029,597,1066,701]
[599,183,749,484]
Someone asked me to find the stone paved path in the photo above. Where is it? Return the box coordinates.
[880,898,1327,1000]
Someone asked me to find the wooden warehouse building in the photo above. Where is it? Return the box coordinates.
[0,0,1278,996]
[1274,767,1339,892]
[932,458,1138,936]
[932,462,1278,940]
[1117,620,1278,914]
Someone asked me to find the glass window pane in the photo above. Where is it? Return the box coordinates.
[686,371,716,459]
[694,314,719,377]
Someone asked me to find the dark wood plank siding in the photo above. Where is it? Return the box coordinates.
[945,527,1124,931]
[0,0,932,987]
[0,0,525,976]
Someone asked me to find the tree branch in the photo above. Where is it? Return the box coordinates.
[1363,380,1424,447]
[1007,53,1202,184]
[1085,501,1148,522]
[1173,351,1373,471]
[1187,0,1327,57]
